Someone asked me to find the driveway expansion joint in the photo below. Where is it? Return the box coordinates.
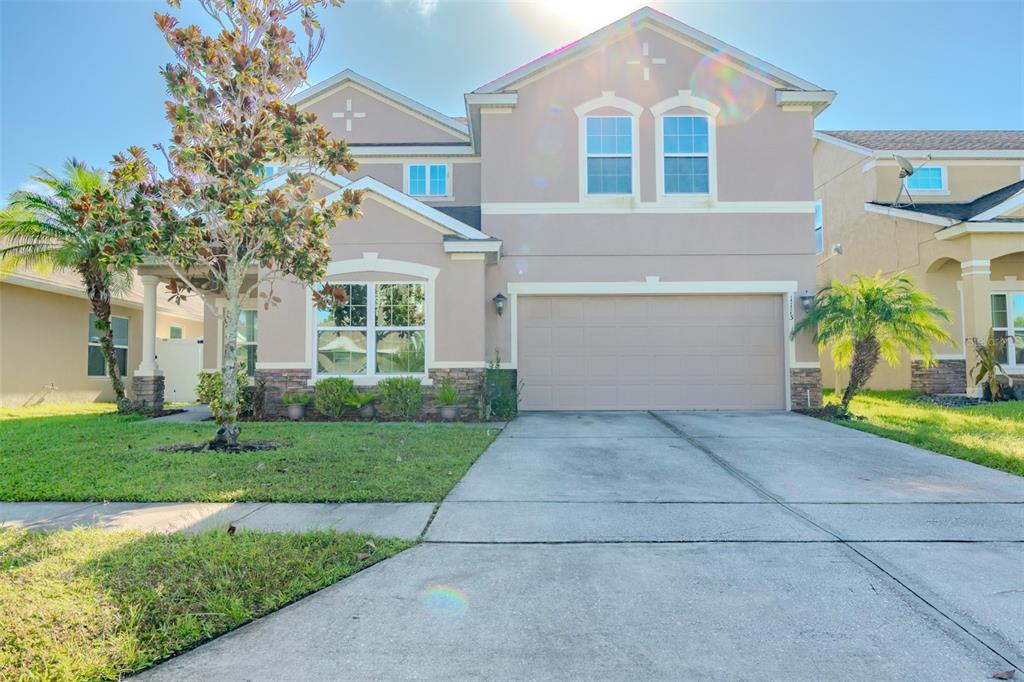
[647,410,1024,673]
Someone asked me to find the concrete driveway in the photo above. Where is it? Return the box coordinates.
[142,411,1024,681]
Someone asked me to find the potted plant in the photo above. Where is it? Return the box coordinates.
[282,392,310,420]
[435,378,462,421]
[345,390,377,419]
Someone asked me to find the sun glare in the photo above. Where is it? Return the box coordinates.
[514,0,651,36]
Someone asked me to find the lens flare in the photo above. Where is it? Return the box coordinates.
[689,51,768,126]
[420,584,468,618]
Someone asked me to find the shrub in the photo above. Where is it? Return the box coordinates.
[485,368,519,419]
[314,377,354,418]
[282,392,310,405]
[344,390,376,410]
[435,377,460,406]
[196,369,252,418]
[377,377,423,419]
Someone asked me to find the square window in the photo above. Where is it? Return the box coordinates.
[664,157,709,194]
[375,330,425,374]
[317,330,368,374]
[169,326,183,339]
[587,157,632,194]
[375,283,425,327]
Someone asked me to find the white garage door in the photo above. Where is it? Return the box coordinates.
[517,295,786,411]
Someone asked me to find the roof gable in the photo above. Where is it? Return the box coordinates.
[291,70,469,144]
[475,6,829,95]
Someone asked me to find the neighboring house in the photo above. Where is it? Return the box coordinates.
[135,6,833,413]
[0,267,204,406]
[813,130,1024,394]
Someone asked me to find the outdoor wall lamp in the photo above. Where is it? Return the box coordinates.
[492,292,508,316]
[799,289,815,312]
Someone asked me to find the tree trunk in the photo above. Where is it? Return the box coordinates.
[841,335,880,411]
[83,268,126,401]
[212,274,243,448]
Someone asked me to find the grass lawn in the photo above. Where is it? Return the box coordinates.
[825,390,1024,477]
[0,526,409,680]
[1,406,499,502]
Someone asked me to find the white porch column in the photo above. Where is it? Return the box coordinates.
[137,275,163,376]
[961,260,992,392]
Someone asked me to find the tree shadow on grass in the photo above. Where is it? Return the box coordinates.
[0,526,411,680]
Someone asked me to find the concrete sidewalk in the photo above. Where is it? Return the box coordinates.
[0,501,432,539]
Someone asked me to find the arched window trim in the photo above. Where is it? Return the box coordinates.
[652,90,719,202]
[574,92,643,201]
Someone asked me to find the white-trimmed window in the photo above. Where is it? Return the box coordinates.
[316,282,426,377]
[906,167,946,192]
[88,314,128,377]
[169,326,183,340]
[236,311,257,373]
[408,164,448,197]
[991,293,1024,368]
[814,200,824,254]
[662,115,709,194]
[585,116,633,194]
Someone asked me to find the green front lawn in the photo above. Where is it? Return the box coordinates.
[0,526,410,680]
[825,390,1024,477]
[1,408,498,502]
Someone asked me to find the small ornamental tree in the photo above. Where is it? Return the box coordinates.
[0,160,147,404]
[792,272,952,412]
[111,0,361,447]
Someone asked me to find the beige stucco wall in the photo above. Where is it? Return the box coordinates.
[209,195,488,374]
[814,138,1024,390]
[0,283,202,406]
[345,159,481,208]
[303,83,466,145]
[480,27,815,205]
[870,162,1023,204]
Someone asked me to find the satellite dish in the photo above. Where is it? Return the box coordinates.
[892,153,933,208]
[895,155,916,178]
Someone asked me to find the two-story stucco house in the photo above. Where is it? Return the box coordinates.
[814,130,1024,395]
[131,6,834,413]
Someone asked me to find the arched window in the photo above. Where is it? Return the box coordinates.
[574,92,643,200]
[652,91,720,201]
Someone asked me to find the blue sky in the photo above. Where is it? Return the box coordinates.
[2,0,1022,195]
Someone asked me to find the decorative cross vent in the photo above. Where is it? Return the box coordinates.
[626,42,667,81]
[331,98,366,132]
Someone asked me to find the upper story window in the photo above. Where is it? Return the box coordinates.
[408,164,448,197]
[906,167,946,192]
[663,115,709,194]
[814,200,824,255]
[585,116,633,194]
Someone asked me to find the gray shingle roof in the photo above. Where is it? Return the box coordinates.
[868,179,1024,222]
[821,130,1024,151]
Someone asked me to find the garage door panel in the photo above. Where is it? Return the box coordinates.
[517,294,785,411]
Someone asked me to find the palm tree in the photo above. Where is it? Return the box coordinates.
[793,272,952,412]
[0,160,134,401]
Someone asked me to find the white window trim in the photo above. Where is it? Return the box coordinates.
[992,292,1023,370]
[904,165,948,195]
[87,314,129,378]
[404,162,453,201]
[236,310,258,374]
[575,92,642,202]
[814,199,824,255]
[314,281,428,381]
[652,90,719,203]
